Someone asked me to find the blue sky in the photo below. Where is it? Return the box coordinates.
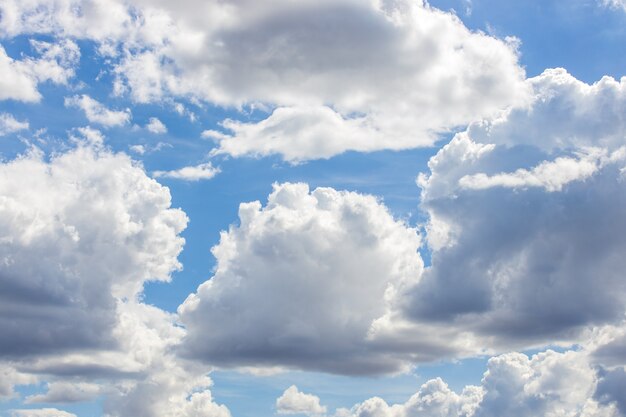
[1,1,626,416]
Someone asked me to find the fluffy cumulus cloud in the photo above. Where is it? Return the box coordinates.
[146,117,167,134]
[0,144,187,357]
[153,162,220,181]
[64,95,131,127]
[302,348,621,417]
[0,140,232,417]
[276,386,327,416]
[179,182,424,374]
[0,0,527,160]
[0,40,79,102]
[402,68,626,351]
[0,113,28,136]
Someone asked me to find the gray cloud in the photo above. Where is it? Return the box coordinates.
[401,69,626,350]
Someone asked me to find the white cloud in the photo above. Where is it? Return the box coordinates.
[25,382,101,404]
[1,0,528,160]
[0,40,79,102]
[11,409,77,417]
[0,365,37,399]
[276,385,327,416]
[0,143,186,356]
[64,95,131,127]
[403,69,626,350]
[320,348,620,417]
[130,144,146,154]
[153,162,220,181]
[146,117,167,134]
[0,139,231,417]
[179,182,424,374]
[458,148,624,192]
[0,113,29,136]
[466,68,626,152]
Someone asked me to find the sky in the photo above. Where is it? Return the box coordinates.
[1,0,626,416]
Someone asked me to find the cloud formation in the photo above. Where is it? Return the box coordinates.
[0,40,79,102]
[331,349,619,417]
[403,69,626,350]
[64,95,131,127]
[153,162,220,181]
[179,182,424,374]
[0,0,528,160]
[276,385,327,416]
[0,113,28,136]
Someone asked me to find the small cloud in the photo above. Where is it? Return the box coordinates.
[64,94,131,127]
[146,117,167,134]
[153,162,220,181]
[130,144,146,155]
[69,126,105,147]
[276,385,327,416]
[0,113,29,136]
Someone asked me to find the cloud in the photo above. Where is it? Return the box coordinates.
[0,143,186,357]
[11,409,78,417]
[146,117,167,134]
[1,0,528,160]
[276,385,327,416]
[25,382,101,404]
[458,148,622,192]
[0,40,79,102]
[321,348,620,417]
[465,68,626,152]
[402,69,626,350]
[0,138,231,416]
[178,182,424,375]
[0,365,37,399]
[600,0,626,11]
[153,162,220,181]
[0,113,29,136]
[64,95,131,127]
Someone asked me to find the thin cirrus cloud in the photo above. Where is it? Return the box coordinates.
[0,0,528,161]
[601,0,626,11]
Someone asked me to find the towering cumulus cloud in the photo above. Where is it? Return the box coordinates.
[405,69,626,349]
[179,182,424,374]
